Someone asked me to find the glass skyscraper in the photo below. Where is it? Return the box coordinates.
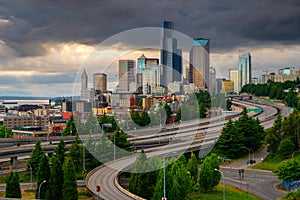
[189,38,210,90]
[238,53,251,91]
[160,21,182,87]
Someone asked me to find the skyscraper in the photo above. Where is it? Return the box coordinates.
[161,21,182,87]
[93,73,107,93]
[119,60,135,92]
[209,67,216,95]
[189,38,210,90]
[229,69,239,93]
[80,68,88,100]
[238,53,251,91]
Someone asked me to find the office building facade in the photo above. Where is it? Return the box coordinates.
[119,60,136,92]
[229,69,239,93]
[189,38,210,90]
[238,53,252,91]
[93,73,107,93]
[161,21,182,87]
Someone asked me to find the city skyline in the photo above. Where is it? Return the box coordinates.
[0,0,299,96]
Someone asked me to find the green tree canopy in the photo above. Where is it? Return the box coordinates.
[5,171,21,198]
[275,159,300,181]
[62,157,78,200]
[27,140,45,176]
[36,154,50,199]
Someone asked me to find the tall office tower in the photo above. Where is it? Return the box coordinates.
[238,53,251,91]
[229,69,239,93]
[81,68,88,100]
[142,58,160,94]
[119,60,135,92]
[93,73,107,93]
[209,67,216,95]
[161,21,182,87]
[189,38,210,90]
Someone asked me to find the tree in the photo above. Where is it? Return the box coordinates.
[46,156,64,200]
[63,115,77,136]
[199,103,207,118]
[210,154,221,188]
[199,156,213,192]
[27,140,45,176]
[187,153,198,183]
[226,99,232,111]
[36,154,50,199]
[174,107,181,122]
[0,126,12,138]
[215,119,246,158]
[278,138,296,157]
[111,128,133,155]
[54,140,66,165]
[164,103,173,123]
[275,159,300,181]
[6,171,21,198]
[62,157,78,200]
[69,136,82,173]
[266,113,282,153]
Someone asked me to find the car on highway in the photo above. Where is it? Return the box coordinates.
[246,159,256,165]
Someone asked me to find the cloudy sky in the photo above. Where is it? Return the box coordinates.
[0,0,299,97]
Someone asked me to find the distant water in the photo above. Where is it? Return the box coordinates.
[0,99,50,108]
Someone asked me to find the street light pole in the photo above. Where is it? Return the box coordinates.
[38,180,46,199]
[215,169,226,200]
[163,156,166,199]
[246,148,252,164]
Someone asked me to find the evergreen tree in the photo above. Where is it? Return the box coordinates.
[62,157,78,200]
[266,113,283,153]
[27,140,45,176]
[210,154,221,188]
[278,137,296,157]
[187,153,198,183]
[5,171,21,198]
[215,119,246,158]
[199,103,207,118]
[36,154,50,199]
[69,136,82,173]
[0,126,12,138]
[54,139,66,165]
[63,115,77,136]
[46,156,64,200]
[199,156,213,192]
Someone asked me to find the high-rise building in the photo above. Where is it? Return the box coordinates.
[143,57,160,94]
[161,21,182,87]
[189,38,210,90]
[229,69,239,93]
[238,53,251,91]
[209,67,216,95]
[81,68,89,100]
[119,60,135,92]
[221,80,234,94]
[93,73,107,93]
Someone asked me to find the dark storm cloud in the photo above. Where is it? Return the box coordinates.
[0,0,300,56]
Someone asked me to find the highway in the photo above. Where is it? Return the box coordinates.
[85,99,290,200]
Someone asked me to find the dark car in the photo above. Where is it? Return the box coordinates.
[246,159,256,165]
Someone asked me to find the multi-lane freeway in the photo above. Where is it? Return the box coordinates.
[85,98,291,200]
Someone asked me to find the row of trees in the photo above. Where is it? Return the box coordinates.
[213,108,265,158]
[6,140,78,199]
[128,152,221,199]
[241,80,299,108]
